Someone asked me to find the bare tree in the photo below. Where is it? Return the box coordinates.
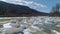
[49,4,60,17]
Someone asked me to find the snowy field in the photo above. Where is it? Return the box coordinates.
[0,16,60,34]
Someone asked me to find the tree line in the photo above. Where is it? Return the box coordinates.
[49,4,60,17]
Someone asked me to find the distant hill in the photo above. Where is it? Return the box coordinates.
[0,1,49,17]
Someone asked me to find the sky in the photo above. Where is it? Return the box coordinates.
[0,0,60,13]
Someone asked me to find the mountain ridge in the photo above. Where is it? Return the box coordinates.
[0,1,49,17]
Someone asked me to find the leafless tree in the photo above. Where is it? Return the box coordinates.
[49,4,60,17]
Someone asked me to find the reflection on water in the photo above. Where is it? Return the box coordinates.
[0,17,60,34]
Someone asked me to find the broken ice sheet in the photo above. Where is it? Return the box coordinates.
[0,17,60,34]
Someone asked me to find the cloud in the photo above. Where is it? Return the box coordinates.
[22,1,46,8]
[0,0,46,9]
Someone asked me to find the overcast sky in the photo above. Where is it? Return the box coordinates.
[0,0,60,13]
